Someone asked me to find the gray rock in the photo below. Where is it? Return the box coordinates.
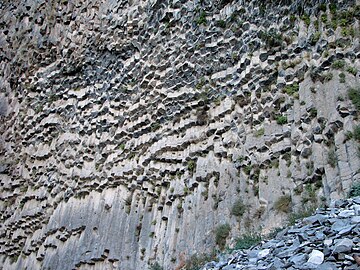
[308,250,324,265]
[289,253,307,265]
[199,197,360,270]
[338,210,355,218]
[332,238,354,254]
[247,250,259,259]
[315,262,338,270]
[222,265,237,270]
[300,262,319,269]
[351,216,360,224]
[0,95,7,116]
[331,220,349,232]
[301,147,312,158]
[323,239,333,246]
[353,198,360,205]
[257,249,270,259]
[2,0,360,269]
[353,205,360,215]
[338,225,355,235]
[215,261,227,268]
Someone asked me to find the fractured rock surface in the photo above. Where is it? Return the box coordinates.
[0,0,360,269]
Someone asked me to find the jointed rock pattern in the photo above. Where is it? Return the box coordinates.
[0,0,359,269]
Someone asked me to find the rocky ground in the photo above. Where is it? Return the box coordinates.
[202,196,360,270]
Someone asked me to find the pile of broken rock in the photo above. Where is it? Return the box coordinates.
[203,197,360,270]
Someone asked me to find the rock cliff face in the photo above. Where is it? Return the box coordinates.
[0,0,359,269]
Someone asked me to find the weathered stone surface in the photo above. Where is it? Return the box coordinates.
[0,0,359,269]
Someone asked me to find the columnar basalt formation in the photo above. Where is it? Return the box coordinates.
[0,0,359,269]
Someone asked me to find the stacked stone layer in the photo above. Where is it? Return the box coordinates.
[0,0,359,269]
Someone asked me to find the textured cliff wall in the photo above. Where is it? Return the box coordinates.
[0,0,360,269]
